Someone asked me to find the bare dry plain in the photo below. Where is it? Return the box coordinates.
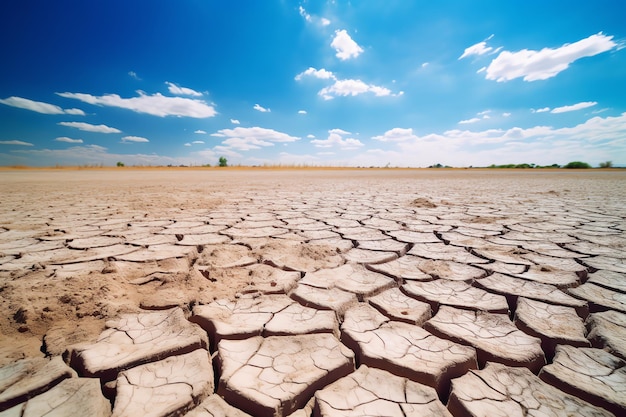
[1,168,625,416]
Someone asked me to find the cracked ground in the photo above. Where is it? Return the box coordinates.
[1,168,625,416]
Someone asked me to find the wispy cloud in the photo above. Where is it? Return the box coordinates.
[551,101,597,113]
[0,96,85,115]
[230,119,240,124]
[459,40,493,59]
[0,140,33,146]
[211,127,299,151]
[165,82,203,97]
[484,33,617,82]
[58,121,122,133]
[121,136,149,143]
[298,110,307,114]
[331,29,363,60]
[459,117,481,125]
[532,107,551,113]
[192,140,204,144]
[56,91,217,118]
[311,129,364,150]
[253,104,271,112]
[55,137,83,143]
[128,71,141,80]
[194,129,207,134]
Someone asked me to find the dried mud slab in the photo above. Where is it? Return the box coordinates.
[424,306,545,372]
[511,265,582,288]
[313,365,452,417]
[216,335,355,417]
[7,377,111,417]
[408,242,488,264]
[367,287,432,325]
[403,279,509,313]
[411,258,487,281]
[587,310,626,360]
[540,346,626,415]
[587,270,626,293]
[475,273,589,317]
[184,394,253,417]
[343,247,398,264]
[448,362,614,417]
[366,256,434,282]
[584,256,626,274]
[568,283,626,313]
[341,303,476,397]
[515,297,589,356]
[112,349,214,417]
[299,264,395,300]
[289,285,358,316]
[68,308,208,381]
[0,357,76,412]
[258,241,345,272]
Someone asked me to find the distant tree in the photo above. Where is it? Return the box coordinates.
[563,161,591,169]
[116,161,124,167]
[599,161,613,168]
[218,156,228,167]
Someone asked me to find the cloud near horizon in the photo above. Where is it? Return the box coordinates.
[0,96,85,115]
[55,137,83,143]
[311,129,364,150]
[57,91,217,118]
[211,126,299,151]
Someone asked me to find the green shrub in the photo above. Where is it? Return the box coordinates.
[599,161,613,168]
[563,161,591,169]
[218,156,228,167]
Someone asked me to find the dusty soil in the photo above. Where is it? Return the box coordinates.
[1,168,625,414]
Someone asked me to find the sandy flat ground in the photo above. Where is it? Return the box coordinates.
[1,168,625,415]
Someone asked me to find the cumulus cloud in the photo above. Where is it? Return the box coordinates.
[194,130,207,134]
[56,91,217,118]
[121,136,149,143]
[372,128,418,142]
[484,33,617,82]
[459,117,482,125]
[311,129,364,150]
[211,127,299,151]
[253,104,271,112]
[459,41,493,59]
[298,110,307,114]
[58,122,121,133]
[319,79,393,100]
[165,82,203,97]
[331,29,363,60]
[230,119,240,124]
[0,140,34,146]
[551,101,597,114]
[295,67,336,81]
[0,96,85,115]
[55,137,83,143]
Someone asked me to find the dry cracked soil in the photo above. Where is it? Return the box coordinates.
[1,168,625,417]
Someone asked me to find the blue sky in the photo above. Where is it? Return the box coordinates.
[1,1,625,167]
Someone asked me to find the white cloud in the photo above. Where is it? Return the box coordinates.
[372,128,418,142]
[532,107,551,113]
[230,119,240,124]
[56,91,217,118]
[58,122,121,133]
[0,140,33,146]
[194,129,207,134]
[421,62,429,68]
[307,134,315,139]
[459,117,481,125]
[459,41,493,59]
[165,82,203,97]
[211,127,299,151]
[0,96,85,115]
[128,71,141,80]
[321,18,331,26]
[299,6,311,21]
[121,136,149,143]
[331,29,363,60]
[184,143,192,147]
[298,110,307,114]
[253,103,271,112]
[319,79,393,99]
[502,112,511,117]
[485,33,617,82]
[55,137,83,144]
[295,67,336,81]
[311,129,364,150]
[192,140,205,144]
[551,101,597,114]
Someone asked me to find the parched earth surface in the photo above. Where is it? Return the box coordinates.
[1,168,625,416]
